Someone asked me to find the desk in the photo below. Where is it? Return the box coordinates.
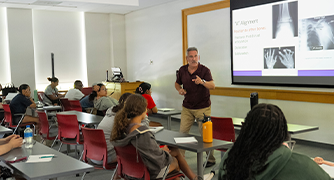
[0,142,93,180]
[0,126,12,138]
[57,111,103,125]
[154,110,181,130]
[155,129,233,178]
[232,117,319,134]
[37,106,62,111]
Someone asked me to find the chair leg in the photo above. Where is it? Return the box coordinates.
[51,135,58,148]
[203,150,211,168]
[79,150,84,161]
[81,172,87,180]
[75,145,78,158]
[13,115,25,134]
[41,139,45,144]
[110,164,118,180]
[58,142,63,151]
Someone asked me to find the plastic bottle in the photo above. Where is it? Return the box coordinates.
[24,125,33,148]
[202,113,213,143]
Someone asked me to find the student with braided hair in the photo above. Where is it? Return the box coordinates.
[218,103,330,180]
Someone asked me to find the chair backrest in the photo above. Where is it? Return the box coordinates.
[69,100,82,112]
[81,87,93,96]
[37,111,50,137]
[37,91,44,102]
[60,98,72,111]
[81,127,110,169]
[114,144,150,180]
[211,117,236,142]
[56,114,80,142]
[2,104,13,126]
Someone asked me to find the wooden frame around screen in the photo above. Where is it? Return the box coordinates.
[181,0,334,104]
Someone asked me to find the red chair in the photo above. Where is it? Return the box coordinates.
[114,144,185,180]
[60,98,72,111]
[37,111,57,147]
[211,117,236,153]
[81,87,93,96]
[81,127,117,179]
[68,100,82,112]
[56,114,83,158]
[2,104,34,134]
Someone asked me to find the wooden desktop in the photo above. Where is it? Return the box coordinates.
[103,81,143,100]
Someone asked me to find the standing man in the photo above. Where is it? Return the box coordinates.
[175,47,216,167]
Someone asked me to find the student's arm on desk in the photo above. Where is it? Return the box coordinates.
[147,106,158,114]
[314,157,334,166]
[0,135,23,155]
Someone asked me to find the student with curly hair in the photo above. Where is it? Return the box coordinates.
[218,103,331,180]
[111,94,199,180]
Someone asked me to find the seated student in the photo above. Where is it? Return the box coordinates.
[111,94,199,180]
[1,84,19,104]
[89,83,118,112]
[90,93,132,165]
[135,82,158,115]
[43,77,64,105]
[218,103,331,180]
[65,80,84,100]
[10,84,40,130]
[80,83,99,112]
[0,134,23,155]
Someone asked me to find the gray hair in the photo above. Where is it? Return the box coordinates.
[186,47,199,56]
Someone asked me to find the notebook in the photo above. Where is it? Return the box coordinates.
[149,126,164,133]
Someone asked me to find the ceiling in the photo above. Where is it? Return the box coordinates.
[0,0,180,14]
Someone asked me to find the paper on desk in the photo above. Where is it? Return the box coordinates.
[174,137,198,144]
[26,154,54,163]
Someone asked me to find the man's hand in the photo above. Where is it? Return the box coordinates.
[178,89,187,95]
[192,75,204,85]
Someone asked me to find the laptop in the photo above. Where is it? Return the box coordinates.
[149,126,164,134]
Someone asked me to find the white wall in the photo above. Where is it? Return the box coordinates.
[85,12,111,85]
[125,0,334,144]
[110,13,127,79]
[7,8,35,93]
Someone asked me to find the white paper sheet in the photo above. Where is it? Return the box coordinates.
[26,154,55,163]
[174,137,198,144]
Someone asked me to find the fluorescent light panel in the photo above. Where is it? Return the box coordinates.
[61,0,139,6]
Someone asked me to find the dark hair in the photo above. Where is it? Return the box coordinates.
[47,77,59,83]
[18,84,29,94]
[88,83,104,101]
[135,82,151,95]
[186,47,199,55]
[111,94,147,141]
[1,84,18,96]
[74,80,82,86]
[112,93,132,113]
[222,103,289,180]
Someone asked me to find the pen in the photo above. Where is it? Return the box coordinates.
[39,156,55,159]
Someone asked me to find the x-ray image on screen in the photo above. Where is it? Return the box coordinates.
[299,15,334,51]
[272,1,298,39]
[264,46,295,69]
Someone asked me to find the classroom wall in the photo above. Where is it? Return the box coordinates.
[0,8,127,92]
[125,0,334,144]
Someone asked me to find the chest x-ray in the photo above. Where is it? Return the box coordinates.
[299,15,334,51]
[272,1,298,39]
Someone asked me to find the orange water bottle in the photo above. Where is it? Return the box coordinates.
[202,113,213,143]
